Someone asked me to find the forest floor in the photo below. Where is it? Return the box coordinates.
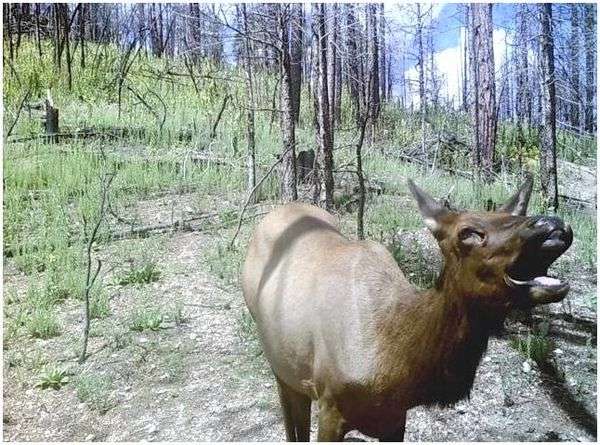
[3,178,597,442]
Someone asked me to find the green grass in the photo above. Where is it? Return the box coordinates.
[35,365,70,390]
[510,332,553,364]
[204,241,244,286]
[118,262,161,286]
[130,307,163,332]
[76,373,115,412]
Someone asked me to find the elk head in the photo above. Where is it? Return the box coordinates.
[408,175,573,316]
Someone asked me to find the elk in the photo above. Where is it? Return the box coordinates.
[241,176,573,441]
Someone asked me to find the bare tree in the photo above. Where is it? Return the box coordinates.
[240,4,256,203]
[290,4,303,124]
[314,3,334,210]
[278,4,298,202]
[538,4,559,210]
[569,5,581,131]
[584,4,596,133]
[470,3,496,181]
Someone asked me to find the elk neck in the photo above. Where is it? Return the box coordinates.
[375,260,498,407]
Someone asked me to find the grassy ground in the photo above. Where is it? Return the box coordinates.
[3,40,597,441]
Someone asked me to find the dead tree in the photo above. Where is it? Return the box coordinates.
[278,4,298,202]
[80,173,114,363]
[470,3,496,181]
[290,4,303,124]
[240,3,257,202]
[314,4,334,210]
[584,4,596,133]
[538,4,559,210]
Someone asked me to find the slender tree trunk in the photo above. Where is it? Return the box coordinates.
[415,5,427,159]
[569,5,581,131]
[367,4,380,124]
[279,5,298,202]
[584,4,596,133]
[461,6,469,112]
[290,4,303,124]
[516,4,530,133]
[63,4,73,91]
[345,4,361,126]
[327,4,339,128]
[379,3,386,103]
[538,4,559,211]
[241,4,256,203]
[470,3,496,182]
[4,5,14,61]
[315,4,334,210]
[79,3,86,69]
[54,4,62,69]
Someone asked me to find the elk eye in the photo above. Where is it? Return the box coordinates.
[458,228,485,245]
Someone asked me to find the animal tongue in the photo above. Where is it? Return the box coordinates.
[533,276,562,287]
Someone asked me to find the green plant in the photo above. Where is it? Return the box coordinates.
[25,308,60,339]
[76,374,115,412]
[90,289,110,319]
[36,366,70,390]
[118,262,161,285]
[130,307,163,331]
[510,323,553,364]
[204,241,243,286]
[161,352,184,382]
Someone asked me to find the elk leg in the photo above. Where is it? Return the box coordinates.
[275,376,311,441]
[317,398,347,441]
[379,411,407,442]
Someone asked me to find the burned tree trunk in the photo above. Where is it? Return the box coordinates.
[290,3,303,125]
[240,4,256,202]
[584,4,596,133]
[345,4,362,126]
[315,4,334,210]
[470,3,496,181]
[538,4,559,211]
[279,5,298,202]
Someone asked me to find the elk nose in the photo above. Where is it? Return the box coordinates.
[532,216,573,250]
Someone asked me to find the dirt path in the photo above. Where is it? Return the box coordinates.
[3,225,597,442]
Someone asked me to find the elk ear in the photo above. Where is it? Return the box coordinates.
[408,179,451,237]
[498,173,533,216]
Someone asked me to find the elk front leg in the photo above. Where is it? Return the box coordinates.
[379,410,407,442]
[317,398,347,441]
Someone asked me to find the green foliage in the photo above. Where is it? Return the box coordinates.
[390,241,438,290]
[510,329,553,364]
[160,352,185,383]
[35,366,70,390]
[204,241,243,286]
[118,262,161,286]
[76,373,115,412]
[130,307,163,332]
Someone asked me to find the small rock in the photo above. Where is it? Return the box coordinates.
[84,433,95,441]
[553,348,563,355]
[522,361,532,373]
[146,424,158,435]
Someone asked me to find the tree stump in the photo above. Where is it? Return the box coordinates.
[44,99,59,142]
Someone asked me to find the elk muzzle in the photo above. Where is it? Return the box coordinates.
[505,215,573,305]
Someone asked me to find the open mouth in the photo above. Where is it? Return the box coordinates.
[504,226,573,305]
[504,273,570,304]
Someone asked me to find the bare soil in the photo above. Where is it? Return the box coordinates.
[3,189,597,442]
